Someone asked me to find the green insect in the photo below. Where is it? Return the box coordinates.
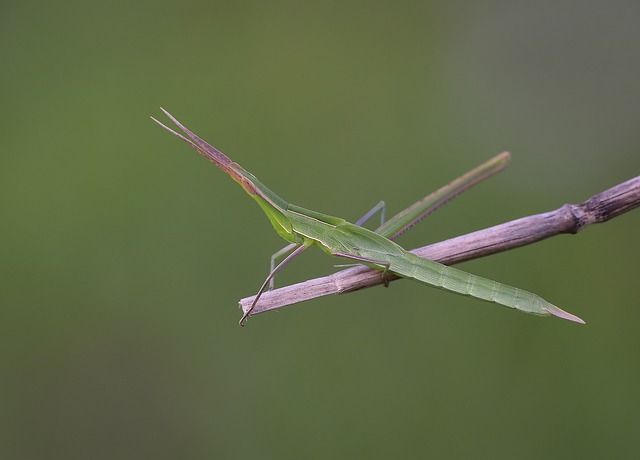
[152,109,584,326]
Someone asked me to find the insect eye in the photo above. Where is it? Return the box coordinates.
[240,176,256,194]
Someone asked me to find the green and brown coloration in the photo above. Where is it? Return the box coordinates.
[152,109,584,326]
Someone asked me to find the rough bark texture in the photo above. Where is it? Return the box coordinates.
[239,175,640,316]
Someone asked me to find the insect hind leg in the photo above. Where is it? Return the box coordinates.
[333,252,391,287]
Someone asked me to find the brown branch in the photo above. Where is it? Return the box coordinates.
[239,175,640,317]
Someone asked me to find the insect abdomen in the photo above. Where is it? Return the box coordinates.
[392,252,549,316]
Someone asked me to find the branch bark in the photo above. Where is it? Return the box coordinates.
[239,175,640,316]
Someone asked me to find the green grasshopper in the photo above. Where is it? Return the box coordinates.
[152,109,584,326]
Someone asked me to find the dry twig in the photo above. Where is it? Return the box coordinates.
[239,175,640,317]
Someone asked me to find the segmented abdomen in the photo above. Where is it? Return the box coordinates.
[390,252,548,316]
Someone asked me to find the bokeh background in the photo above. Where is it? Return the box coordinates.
[2,1,639,458]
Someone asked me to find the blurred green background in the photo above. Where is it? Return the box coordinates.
[2,0,639,458]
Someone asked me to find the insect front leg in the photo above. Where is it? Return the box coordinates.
[269,243,298,290]
[240,243,309,326]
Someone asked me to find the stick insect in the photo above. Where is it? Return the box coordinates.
[151,109,584,326]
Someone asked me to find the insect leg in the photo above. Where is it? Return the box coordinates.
[269,243,298,290]
[240,244,309,326]
[355,200,386,227]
